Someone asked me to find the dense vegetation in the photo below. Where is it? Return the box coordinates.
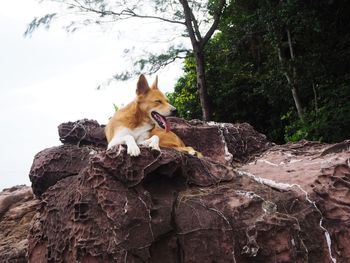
[168,0,350,143]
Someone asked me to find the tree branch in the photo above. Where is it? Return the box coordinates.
[201,0,226,48]
[179,0,200,46]
[126,9,186,25]
[147,55,187,74]
[188,5,202,41]
[65,1,185,25]
[113,47,189,81]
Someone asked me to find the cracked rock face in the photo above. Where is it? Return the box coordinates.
[5,118,350,262]
[169,118,274,165]
[0,185,40,262]
[29,144,101,197]
[240,140,350,262]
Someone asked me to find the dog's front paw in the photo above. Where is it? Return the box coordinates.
[149,140,160,152]
[149,135,160,151]
[127,143,141,156]
[141,135,160,152]
[107,141,118,150]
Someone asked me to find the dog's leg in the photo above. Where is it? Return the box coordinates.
[108,134,141,156]
[140,135,160,151]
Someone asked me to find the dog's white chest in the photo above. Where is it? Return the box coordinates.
[133,124,153,142]
[117,123,153,143]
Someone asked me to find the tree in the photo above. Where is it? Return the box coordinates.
[169,0,350,143]
[26,0,227,121]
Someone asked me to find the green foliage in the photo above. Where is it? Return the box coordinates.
[285,77,350,142]
[113,103,119,111]
[28,0,350,143]
[167,57,202,119]
[115,45,189,81]
[170,0,350,143]
[24,13,57,36]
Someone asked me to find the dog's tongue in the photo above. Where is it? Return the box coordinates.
[160,115,171,132]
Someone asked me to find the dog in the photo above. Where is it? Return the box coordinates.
[105,74,201,157]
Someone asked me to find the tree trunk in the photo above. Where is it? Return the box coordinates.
[312,81,318,116]
[286,29,304,121]
[277,42,304,122]
[281,68,304,122]
[194,49,212,121]
[179,0,215,121]
[290,84,304,122]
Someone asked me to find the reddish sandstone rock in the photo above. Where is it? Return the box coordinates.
[58,119,107,148]
[29,120,350,262]
[57,117,273,165]
[169,118,273,165]
[240,140,350,262]
[19,119,350,262]
[27,145,237,262]
[29,144,101,197]
[0,186,39,262]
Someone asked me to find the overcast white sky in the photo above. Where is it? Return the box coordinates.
[0,0,184,190]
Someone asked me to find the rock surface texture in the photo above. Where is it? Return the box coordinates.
[2,118,349,262]
[0,185,39,262]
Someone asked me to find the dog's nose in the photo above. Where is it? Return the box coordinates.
[170,108,178,116]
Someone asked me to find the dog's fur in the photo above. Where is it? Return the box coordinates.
[105,74,201,157]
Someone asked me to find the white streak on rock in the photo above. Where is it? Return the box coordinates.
[237,170,337,263]
[257,159,279,166]
[292,184,337,263]
[237,170,292,190]
[232,250,237,263]
[89,150,97,155]
[291,238,295,246]
[235,190,260,199]
[207,122,233,162]
[288,159,303,164]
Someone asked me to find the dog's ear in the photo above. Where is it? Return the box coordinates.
[150,75,159,90]
[136,74,150,95]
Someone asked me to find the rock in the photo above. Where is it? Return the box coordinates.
[58,119,107,148]
[29,144,101,197]
[0,185,39,263]
[27,145,238,262]
[240,140,350,262]
[57,117,273,165]
[2,118,345,263]
[169,118,273,165]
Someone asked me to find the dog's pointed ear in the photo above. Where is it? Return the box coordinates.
[136,74,150,95]
[151,75,159,90]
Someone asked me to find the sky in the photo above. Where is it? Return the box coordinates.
[0,0,184,190]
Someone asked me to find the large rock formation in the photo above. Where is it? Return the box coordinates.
[1,118,350,262]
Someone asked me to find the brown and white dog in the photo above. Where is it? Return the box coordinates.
[105,74,201,157]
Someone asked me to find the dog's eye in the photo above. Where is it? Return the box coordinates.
[155,100,162,104]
